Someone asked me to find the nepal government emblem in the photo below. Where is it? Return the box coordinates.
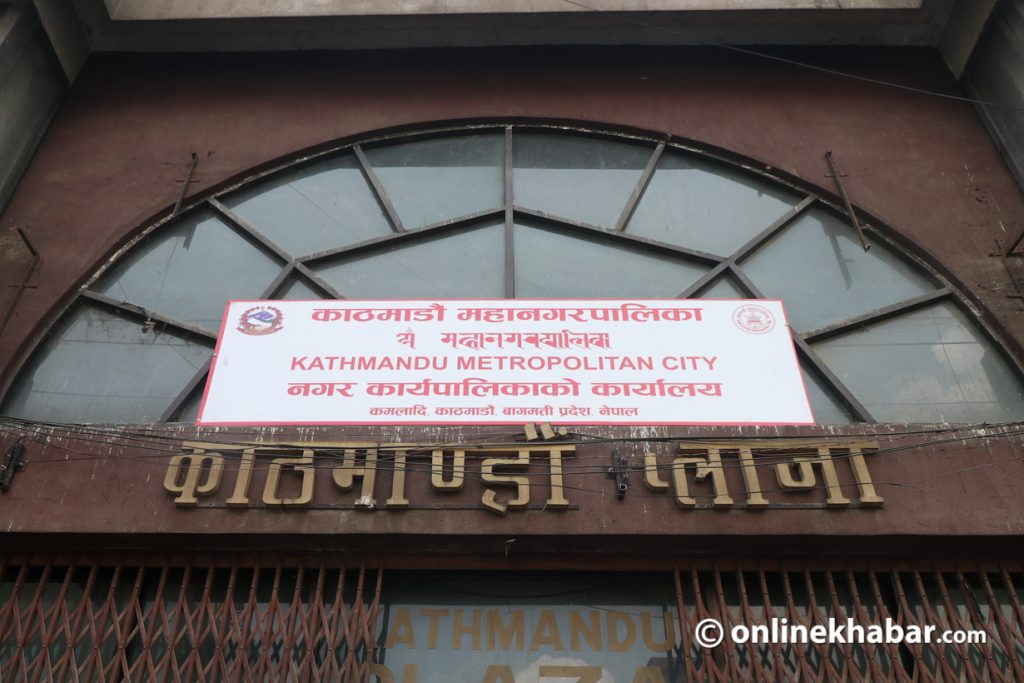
[732,304,775,335]
[237,305,284,336]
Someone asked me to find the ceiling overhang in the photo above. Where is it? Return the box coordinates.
[71,0,961,52]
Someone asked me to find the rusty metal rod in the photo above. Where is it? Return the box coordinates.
[1004,225,1024,258]
[172,152,199,217]
[825,151,870,251]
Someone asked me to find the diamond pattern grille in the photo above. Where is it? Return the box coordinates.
[2,559,1023,682]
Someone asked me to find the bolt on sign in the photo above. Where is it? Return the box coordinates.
[197,299,812,425]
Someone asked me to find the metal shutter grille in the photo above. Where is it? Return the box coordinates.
[0,559,382,683]
[3,559,1024,681]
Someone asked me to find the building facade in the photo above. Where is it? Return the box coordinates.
[3,1,1024,681]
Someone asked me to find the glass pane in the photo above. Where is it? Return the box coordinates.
[174,388,203,423]
[276,277,325,300]
[1,305,212,423]
[222,154,392,257]
[514,224,708,298]
[695,276,747,299]
[313,223,505,298]
[365,134,504,229]
[95,210,284,332]
[813,302,1024,423]
[800,364,853,425]
[513,132,651,228]
[739,209,937,331]
[627,151,799,256]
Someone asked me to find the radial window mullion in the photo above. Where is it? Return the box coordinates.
[361,132,504,230]
[259,262,297,300]
[800,289,953,343]
[80,290,219,342]
[292,263,344,299]
[722,265,765,299]
[677,263,733,298]
[689,272,750,300]
[512,131,652,229]
[729,194,818,263]
[513,221,710,299]
[505,126,515,298]
[297,211,502,266]
[208,199,295,264]
[354,144,404,233]
[513,207,722,266]
[792,336,874,423]
[615,140,665,231]
[313,222,506,299]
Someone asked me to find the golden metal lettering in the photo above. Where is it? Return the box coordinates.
[225,448,255,507]
[431,449,465,491]
[672,449,732,508]
[643,452,669,491]
[775,449,851,507]
[736,447,769,508]
[164,451,223,506]
[481,450,531,515]
[333,448,378,509]
[263,452,315,507]
[848,447,885,507]
[545,446,572,509]
[162,438,882,512]
[387,450,409,508]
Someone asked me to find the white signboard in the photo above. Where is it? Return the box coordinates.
[197,299,814,426]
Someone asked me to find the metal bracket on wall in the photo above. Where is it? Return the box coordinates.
[1,438,26,493]
[825,151,871,252]
[172,152,200,217]
[606,449,629,500]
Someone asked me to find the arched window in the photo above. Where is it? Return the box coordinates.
[4,123,1023,424]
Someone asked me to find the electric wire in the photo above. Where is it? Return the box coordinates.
[4,417,1024,500]
[556,0,1024,113]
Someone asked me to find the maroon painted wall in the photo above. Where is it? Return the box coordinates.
[2,47,1024,560]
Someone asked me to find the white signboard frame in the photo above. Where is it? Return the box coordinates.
[197,299,814,426]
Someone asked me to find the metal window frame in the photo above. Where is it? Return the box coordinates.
[1,120,1019,426]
